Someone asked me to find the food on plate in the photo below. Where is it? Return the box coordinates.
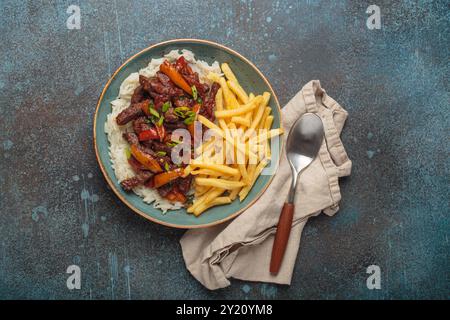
[184,63,284,216]
[105,51,283,215]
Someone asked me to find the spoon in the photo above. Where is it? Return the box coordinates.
[270,113,324,274]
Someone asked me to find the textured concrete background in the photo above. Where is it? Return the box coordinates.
[0,0,448,299]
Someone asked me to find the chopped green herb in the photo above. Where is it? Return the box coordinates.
[124,147,131,159]
[197,96,203,104]
[164,162,170,171]
[162,101,171,113]
[148,103,160,118]
[191,85,198,100]
[185,111,196,118]
[157,115,164,126]
[155,151,167,157]
[184,116,195,125]
[174,106,190,118]
[166,140,181,147]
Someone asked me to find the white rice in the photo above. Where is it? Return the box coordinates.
[104,50,220,212]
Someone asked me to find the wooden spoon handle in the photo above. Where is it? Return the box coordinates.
[270,202,295,275]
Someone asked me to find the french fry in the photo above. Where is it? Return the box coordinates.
[198,115,256,160]
[194,196,232,216]
[188,187,225,213]
[262,115,274,159]
[182,165,193,177]
[264,116,274,130]
[227,80,249,104]
[190,68,283,214]
[239,158,269,201]
[249,128,283,147]
[195,178,245,189]
[259,107,272,131]
[195,185,211,197]
[219,77,239,109]
[231,116,251,127]
[215,88,229,131]
[189,162,239,176]
[221,63,238,83]
[190,169,223,176]
[215,96,262,118]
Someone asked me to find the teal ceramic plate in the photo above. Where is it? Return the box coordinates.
[94,39,282,228]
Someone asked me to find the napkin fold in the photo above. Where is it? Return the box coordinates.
[180,80,352,290]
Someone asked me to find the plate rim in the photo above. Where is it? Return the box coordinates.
[93,38,283,229]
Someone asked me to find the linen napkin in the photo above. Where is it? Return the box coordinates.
[180,80,352,290]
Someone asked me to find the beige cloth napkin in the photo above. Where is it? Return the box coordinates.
[180,80,352,290]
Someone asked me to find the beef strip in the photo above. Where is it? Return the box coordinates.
[164,121,187,131]
[131,85,148,104]
[123,132,139,145]
[201,82,220,121]
[120,171,153,191]
[132,116,153,135]
[177,175,192,195]
[128,156,147,173]
[153,94,170,110]
[164,107,178,123]
[140,74,183,100]
[144,140,172,154]
[157,183,172,198]
[173,96,190,108]
[116,103,144,125]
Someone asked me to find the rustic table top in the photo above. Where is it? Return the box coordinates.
[0,0,448,299]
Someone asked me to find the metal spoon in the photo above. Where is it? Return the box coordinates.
[270,113,324,274]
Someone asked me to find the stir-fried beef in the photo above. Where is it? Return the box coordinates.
[131,85,148,104]
[116,56,219,202]
[201,82,220,121]
[120,171,153,191]
[116,103,144,125]
[164,121,187,131]
[143,140,172,155]
[157,183,172,198]
[123,132,139,145]
[133,116,153,135]
[172,96,192,108]
[128,156,147,172]
[164,107,178,123]
[177,175,193,194]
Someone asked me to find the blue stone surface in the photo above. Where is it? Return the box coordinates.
[0,0,448,299]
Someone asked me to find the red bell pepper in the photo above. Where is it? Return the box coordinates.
[138,128,159,141]
[153,168,184,188]
[155,124,166,142]
[160,60,192,95]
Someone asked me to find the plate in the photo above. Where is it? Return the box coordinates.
[94,39,282,228]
